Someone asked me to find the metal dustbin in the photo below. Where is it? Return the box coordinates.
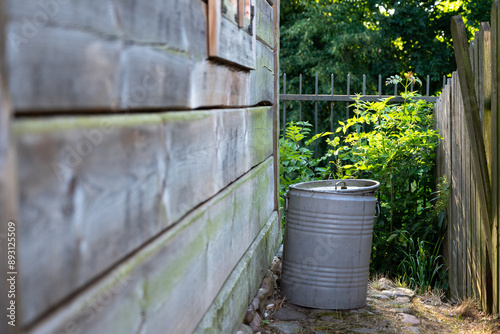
[281,179,380,309]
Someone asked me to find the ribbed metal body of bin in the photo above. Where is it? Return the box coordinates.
[281,179,380,309]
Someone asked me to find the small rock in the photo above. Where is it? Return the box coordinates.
[257,287,269,300]
[404,327,422,334]
[244,304,256,324]
[352,329,378,333]
[249,312,262,332]
[372,294,390,300]
[257,275,275,314]
[261,274,275,292]
[273,308,307,322]
[269,321,302,334]
[237,323,254,334]
[380,288,415,299]
[400,313,420,325]
[251,297,260,311]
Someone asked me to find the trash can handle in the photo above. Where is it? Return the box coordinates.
[335,181,347,190]
[375,201,381,218]
[285,193,290,212]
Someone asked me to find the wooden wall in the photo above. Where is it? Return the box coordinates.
[0,0,280,332]
[435,1,499,314]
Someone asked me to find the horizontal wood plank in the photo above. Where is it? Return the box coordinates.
[7,23,121,111]
[114,0,207,59]
[209,0,255,70]
[6,0,119,36]
[256,0,273,47]
[119,46,193,110]
[222,0,239,27]
[26,159,276,334]
[9,34,274,112]
[15,107,273,325]
[250,41,274,104]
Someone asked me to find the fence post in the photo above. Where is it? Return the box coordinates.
[282,73,286,138]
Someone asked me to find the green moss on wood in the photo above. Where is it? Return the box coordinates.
[13,111,212,135]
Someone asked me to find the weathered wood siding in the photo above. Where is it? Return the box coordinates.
[1,1,21,333]
[435,2,499,313]
[0,0,280,332]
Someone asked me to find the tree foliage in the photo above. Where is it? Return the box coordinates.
[280,0,492,95]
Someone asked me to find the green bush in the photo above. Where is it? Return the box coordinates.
[279,121,332,222]
[327,72,444,279]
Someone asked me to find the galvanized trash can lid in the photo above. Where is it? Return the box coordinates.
[289,179,380,195]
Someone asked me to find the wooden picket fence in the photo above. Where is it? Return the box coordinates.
[435,2,500,314]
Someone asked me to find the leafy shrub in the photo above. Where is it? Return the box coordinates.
[279,121,332,221]
[327,72,444,278]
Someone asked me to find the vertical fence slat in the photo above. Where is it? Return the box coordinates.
[466,100,472,298]
[299,73,302,122]
[314,73,318,158]
[362,74,366,95]
[426,75,430,97]
[282,73,286,137]
[346,74,350,133]
[378,75,382,97]
[460,70,467,298]
[492,0,500,315]
[480,22,494,312]
[451,74,459,299]
[330,74,334,134]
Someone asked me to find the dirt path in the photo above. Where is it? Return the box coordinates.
[237,256,500,334]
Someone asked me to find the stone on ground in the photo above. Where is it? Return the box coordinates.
[273,308,307,322]
[400,313,420,325]
[268,321,303,334]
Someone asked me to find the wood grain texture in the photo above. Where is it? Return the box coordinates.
[190,41,274,108]
[6,0,119,36]
[208,0,255,69]
[458,75,466,297]
[208,0,221,58]
[194,212,280,334]
[492,0,500,314]
[119,45,193,110]
[450,73,459,298]
[7,0,207,58]
[114,0,207,59]
[256,0,273,47]
[273,0,280,212]
[7,23,122,112]
[26,159,276,334]
[437,9,500,309]
[222,0,239,27]
[250,41,274,104]
[15,107,273,325]
[451,15,493,257]
[7,0,275,112]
